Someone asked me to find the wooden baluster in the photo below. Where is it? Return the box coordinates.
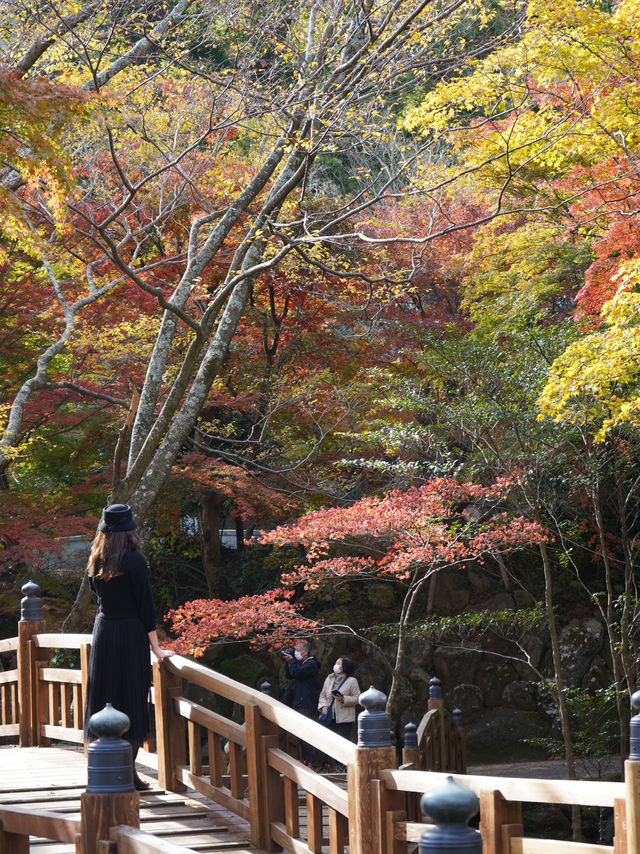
[328,808,346,854]
[61,683,72,729]
[284,777,299,839]
[0,823,29,854]
[1,684,8,725]
[188,720,202,775]
[80,642,90,735]
[228,740,244,800]
[306,793,323,854]
[73,684,82,730]
[208,730,224,787]
[36,660,51,746]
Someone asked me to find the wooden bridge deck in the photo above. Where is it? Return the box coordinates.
[0,746,263,854]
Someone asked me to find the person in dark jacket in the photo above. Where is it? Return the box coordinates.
[282,639,320,766]
[84,504,172,790]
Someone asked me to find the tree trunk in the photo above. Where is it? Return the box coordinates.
[201,492,230,599]
[539,539,582,841]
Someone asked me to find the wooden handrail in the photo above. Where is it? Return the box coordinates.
[5,630,637,854]
[33,633,92,648]
[380,768,624,808]
[0,636,18,653]
[0,805,81,841]
[166,654,357,764]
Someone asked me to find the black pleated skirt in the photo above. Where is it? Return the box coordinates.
[85,613,151,743]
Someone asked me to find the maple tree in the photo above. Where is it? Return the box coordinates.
[168,475,548,715]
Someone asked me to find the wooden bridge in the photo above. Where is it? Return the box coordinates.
[1,598,639,854]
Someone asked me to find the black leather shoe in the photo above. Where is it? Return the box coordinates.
[134,774,151,791]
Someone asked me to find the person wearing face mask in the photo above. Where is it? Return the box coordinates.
[282,639,320,766]
[318,657,360,741]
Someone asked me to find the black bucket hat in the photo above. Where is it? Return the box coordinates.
[99,504,137,533]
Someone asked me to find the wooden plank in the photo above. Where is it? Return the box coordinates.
[40,669,83,685]
[0,637,18,653]
[173,697,246,747]
[510,840,614,854]
[393,819,434,843]
[34,635,92,649]
[109,824,201,854]
[380,770,624,808]
[0,724,20,736]
[175,766,250,821]
[267,748,349,815]
[0,806,81,841]
[270,821,313,854]
[41,726,84,743]
[0,670,18,685]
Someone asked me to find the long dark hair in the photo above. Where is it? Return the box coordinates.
[87,530,141,580]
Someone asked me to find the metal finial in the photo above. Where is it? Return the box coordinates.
[419,776,482,853]
[260,680,272,696]
[629,691,640,761]
[429,677,442,701]
[357,686,391,747]
[404,722,418,749]
[452,708,463,729]
[20,580,43,622]
[86,704,134,793]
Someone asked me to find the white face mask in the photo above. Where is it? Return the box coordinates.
[333,663,342,674]
[294,650,303,661]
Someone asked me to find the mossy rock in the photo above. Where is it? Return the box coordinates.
[366,583,396,610]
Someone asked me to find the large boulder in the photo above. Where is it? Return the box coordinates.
[559,618,604,689]
[450,683,484,714]
[466,708,547,763]
[502,680,538,712]
[433,644,481,688]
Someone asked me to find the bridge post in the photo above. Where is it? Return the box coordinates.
[625,690,640,853]
[153,659,187,792]
[245,702,281,851]
[80,704,139,854]
[17,581,46,747]
[351,686,398,854]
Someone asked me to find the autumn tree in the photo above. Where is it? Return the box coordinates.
[169,475,548,717]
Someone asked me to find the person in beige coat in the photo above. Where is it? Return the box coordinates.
[318,657,360,741]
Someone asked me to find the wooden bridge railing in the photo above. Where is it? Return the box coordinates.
[3,582,640,854]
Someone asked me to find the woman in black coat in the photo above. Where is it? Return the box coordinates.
[84,504,172,789]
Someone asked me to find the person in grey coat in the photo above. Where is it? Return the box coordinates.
[318,656,360,741]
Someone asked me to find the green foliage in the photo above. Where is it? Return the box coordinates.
[528,685,621,763]
[369,605,548,642]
